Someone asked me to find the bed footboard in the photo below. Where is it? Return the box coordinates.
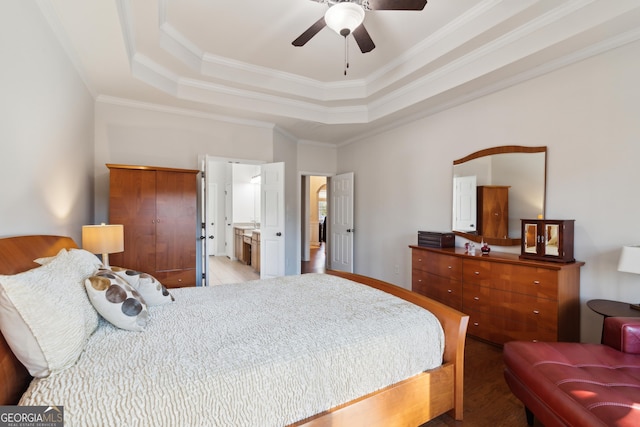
[325,270,469,423]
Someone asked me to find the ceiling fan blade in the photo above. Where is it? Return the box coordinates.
[352,24,375,53]
[367,0,428,10]
[292,17,326,47]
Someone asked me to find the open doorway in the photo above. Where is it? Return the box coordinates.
[301,176,327,273]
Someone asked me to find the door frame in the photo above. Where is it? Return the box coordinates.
[297,171,338,275]
[200,155,265,285]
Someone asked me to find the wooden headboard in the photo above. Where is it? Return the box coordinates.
[0,235,78,405]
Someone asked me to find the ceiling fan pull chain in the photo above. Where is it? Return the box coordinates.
[344,36,349,76]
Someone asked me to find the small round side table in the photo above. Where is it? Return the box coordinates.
[587,299,640,342]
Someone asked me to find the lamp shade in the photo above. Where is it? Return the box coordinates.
[82,224,124,267]
[325,2,365,36]
[618,245,640,274]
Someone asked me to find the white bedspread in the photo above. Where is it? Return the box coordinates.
[20,273,444,426]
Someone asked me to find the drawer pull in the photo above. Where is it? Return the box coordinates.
[418,258,422,262]
[418,279,422,282]
[447,265,452,269]
[533,310,540,314]
[474,271,480,275]
[474,296,479,300]
[473,322,479,326]
[533,280,540,285]
[447,289,453,293]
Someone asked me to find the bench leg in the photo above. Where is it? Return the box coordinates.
[525,406,534,426]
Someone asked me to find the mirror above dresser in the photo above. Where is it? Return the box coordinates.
[452,146,547,246]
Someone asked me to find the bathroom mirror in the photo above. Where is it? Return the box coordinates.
[452,146,547,246]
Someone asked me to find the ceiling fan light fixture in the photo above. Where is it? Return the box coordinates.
[324,2,365,36]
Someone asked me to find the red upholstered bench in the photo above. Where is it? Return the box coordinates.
[504,317,640,427]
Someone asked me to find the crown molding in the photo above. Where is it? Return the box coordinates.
[96,94,276,130]
[121,0,632,126]
[50,0,640,145]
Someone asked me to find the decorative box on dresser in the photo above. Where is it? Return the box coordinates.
[108,164,199,288]
[410,245,584,345]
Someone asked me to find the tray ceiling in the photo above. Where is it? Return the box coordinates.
[40,0,640,144]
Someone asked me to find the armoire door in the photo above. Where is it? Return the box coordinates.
[108,168,156,272]
[155,170,197,274]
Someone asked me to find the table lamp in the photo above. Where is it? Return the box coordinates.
[82,223,124,268]
[617,245,640,311]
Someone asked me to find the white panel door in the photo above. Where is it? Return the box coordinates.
[330,172,354,273]
[225,183,233,259]
[453,175,477,232]
[260,162,285,279]
[206,183,217,255]
[198,156,208,287]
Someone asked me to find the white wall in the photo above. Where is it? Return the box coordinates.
[338,39,640,343]
[232,163,261,223]
[0,1,94,242]
[93,100,275,223]
[298,142,338,175]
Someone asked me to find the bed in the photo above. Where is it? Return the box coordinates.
[0,235,469,426]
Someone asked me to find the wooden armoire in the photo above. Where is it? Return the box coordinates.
[107,164,198,288]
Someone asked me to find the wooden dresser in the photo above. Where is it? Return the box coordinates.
[108,164,198,288]
[410,245,583,345]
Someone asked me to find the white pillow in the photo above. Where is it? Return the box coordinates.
[110,266,175,306]
[85,270,149,332]
[0,248,101,377]
[33,248,67,265]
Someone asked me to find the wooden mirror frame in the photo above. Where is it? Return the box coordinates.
[452,145,547,246]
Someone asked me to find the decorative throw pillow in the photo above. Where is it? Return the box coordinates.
[0,248,101,377]
[110,266,175,306]
[85,270,149,332]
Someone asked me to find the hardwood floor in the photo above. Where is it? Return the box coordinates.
[422,337,541,427]
[209,246,537,426]
[301,243,326,274]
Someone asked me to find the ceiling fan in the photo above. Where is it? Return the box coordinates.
[292,0,428,55]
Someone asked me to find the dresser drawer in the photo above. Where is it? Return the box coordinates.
[412,250,462,280]
[154,269,196,288]
[463,260,558,299]
[462,259,492,285]
[490,264,558,299]
[412,269,462,311]
[463,283,557,331]
[466,308,557,344]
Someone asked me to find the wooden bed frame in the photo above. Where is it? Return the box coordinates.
[0,235,469,426]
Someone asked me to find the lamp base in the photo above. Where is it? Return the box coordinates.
[630,303,640,311]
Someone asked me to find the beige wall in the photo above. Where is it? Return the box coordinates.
[338,39,640,343]
[0,1,94,243]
